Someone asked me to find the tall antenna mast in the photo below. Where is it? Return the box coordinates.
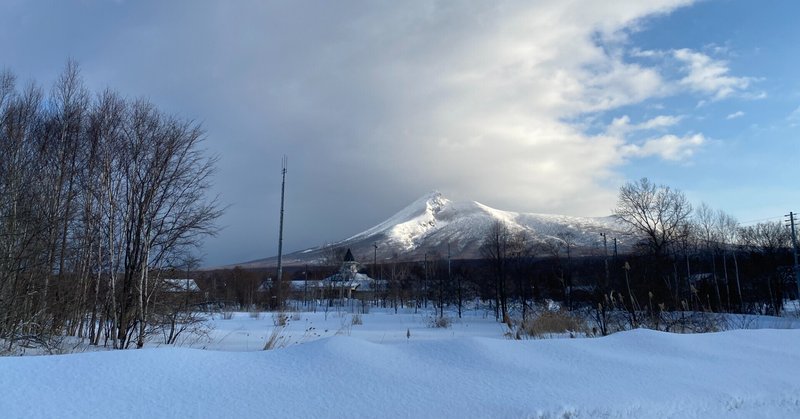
[276,155,287,309]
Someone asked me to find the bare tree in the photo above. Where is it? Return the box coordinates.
[0,64,222,351]
[739,221,791,253]
[715,210,740,311]
[535,228,578,311]
[694,202,723,309]
[480,220,527,322]
[738,221,792,315]
[115,99,222,348]
[0,77,48,347]
[614,178,692,258]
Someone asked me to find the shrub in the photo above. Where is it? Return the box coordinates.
[428,315,452,328]
[351,314,363,325]
[263,325,288,350]
[335,319,352,336]
[273,312,288,326]
[522,311,586,338]
[657,311,723,334]
[503,312,513,329]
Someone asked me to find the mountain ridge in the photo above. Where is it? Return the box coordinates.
[217,191,632,269]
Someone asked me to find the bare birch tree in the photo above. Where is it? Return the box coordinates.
[0,63,222,351]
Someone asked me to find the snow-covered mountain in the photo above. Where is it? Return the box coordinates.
[227,191,631,269]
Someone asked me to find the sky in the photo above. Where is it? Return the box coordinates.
[1,0,798,267]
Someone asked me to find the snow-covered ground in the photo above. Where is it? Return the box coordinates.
[2,308,800,418]
[196,308,509,351]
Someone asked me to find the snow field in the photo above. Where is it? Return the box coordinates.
[199,308,506,351]
[2,309,800,418]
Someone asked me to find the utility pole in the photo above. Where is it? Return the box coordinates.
[275,156,287,310]
[600,233,609,288]
[373,243,378,305]
[424,252,428,309]
[447,243,452,319]
[447,243,452,288]
[786,211,800,300]
[373,243,378,279]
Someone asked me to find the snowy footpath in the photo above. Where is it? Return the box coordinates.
[2,328,800,418]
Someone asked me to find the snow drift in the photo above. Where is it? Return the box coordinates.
[2,328,799,418]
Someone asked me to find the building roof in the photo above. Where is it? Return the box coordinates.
[162,278,201,292]
[320,272,386,291]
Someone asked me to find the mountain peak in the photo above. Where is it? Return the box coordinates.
[344,190,451,245]
[413,190,447,208]
[420,190,448,214]
[424,190,443,199]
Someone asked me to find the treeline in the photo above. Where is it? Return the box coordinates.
[470,178,797,323]
[0,62,221,350]
[608,178,796,317]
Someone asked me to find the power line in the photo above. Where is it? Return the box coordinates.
[738,215,785,226]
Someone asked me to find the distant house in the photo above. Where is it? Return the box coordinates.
[159,278,203,306]
[161,278,201,293]
[321,249,385,299]
[255,249,385,301]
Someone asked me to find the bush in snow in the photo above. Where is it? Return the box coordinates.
[273,312,288,327]
[428,315,452,328]
[263,325,288,350]
[521,311,587,339]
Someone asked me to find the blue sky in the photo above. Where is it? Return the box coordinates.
[1,0,797,266]
[612,0,799,224]
[623,1,800,221]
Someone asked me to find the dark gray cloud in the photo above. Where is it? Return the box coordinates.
[2,0,714,266]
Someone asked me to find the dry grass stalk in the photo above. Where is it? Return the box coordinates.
[523,311,586,338]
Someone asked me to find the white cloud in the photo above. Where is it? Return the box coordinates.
[608,115,702,161]
[726,111,745,120]
[703,42,733,56]
[622,133,706,161]
[225,0,697,216]
[608,114,683,136]
[639,115,684,130]
[788,106,800,127]
[673,48,751,100]
[630,48,665,58]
